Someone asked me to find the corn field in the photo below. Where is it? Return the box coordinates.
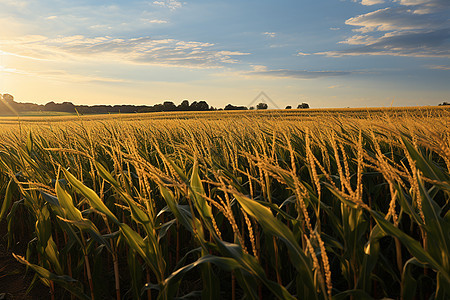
[0,110,449,299]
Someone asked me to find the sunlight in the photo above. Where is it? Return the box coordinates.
[0,93,19,115]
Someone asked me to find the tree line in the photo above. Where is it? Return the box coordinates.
[0,93,310,115]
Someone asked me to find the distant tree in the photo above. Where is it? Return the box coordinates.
[178,100,190,110]
[114,105,145,113]
[152,104,164,112]
[256,103,268,110]
[190,100,209,111]
[44,101,58,111]
[297,103,309,109]
[189,101,198,111]
[249,106,255,110]
[60,102,76,113]
[224,104,248,111]
[438,101,449,106]
[0,94,17,115]
[2,94,14,103]
[198,101,209,111]
[163,101,177,111]
[285,105,292,109]
[15,102,41,112]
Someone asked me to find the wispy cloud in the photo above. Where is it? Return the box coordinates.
[345,6,448,32]
[245,67,351,79]
[360,0,385,6]
[262,32,277,38]
[0,0,27,8]
[0,65,127,83]
[153,0,183,10]
[320,0,450,57]
[320,29,450,57]
[145,19,168,24]
[427,65,450,70]
[0,35,250,68]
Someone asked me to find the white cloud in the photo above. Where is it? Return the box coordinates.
[263,32,277,38]
[319,29,450,57]
[398,0,447,6]
[145,19,168,24]
[153,0,183,10]
[250,65,268,72]
[320,0,450,57]
[360,0,385,5]
[345,7,447,32]
[0,35,250,68]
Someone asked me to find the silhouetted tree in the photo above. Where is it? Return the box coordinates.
[3,94,14,103]
[152,104,164,112]
[225,104,248,110]
[178,100,190,110]
[163,101,177,111]
[44,102,58,111]
[190,100,209,111]
[438,101,449,106]
[0,93,220,115]
[256,103,268,110]
[297,103,309,109]
[285,106,292,109]
[0,94,17,115]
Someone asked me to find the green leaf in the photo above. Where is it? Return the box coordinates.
[96,161,154,232]
[401,258,425,300]
[370,210,450,283]
[189,161,213,223]
[417,176,449,268]
[233,194,317,298]
[334,289,373,300]
[63,168,119,225]
[13,254,90,300]
[118,223,161,281]
[0,179,15,221]
[215,240,297,300]
[44,237,64,274]
[401,136,450,186]
[160,255,237,299]
[56,181,83,221]
[26,131,33,153]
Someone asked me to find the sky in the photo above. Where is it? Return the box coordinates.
[0,0,449,108]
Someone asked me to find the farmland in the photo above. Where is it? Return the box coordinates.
[0,107,449,299]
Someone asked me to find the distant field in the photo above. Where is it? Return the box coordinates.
[0,105,448,125]
[0,106,449,299]
[0,111,76,117]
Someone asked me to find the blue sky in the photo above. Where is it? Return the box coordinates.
[1,0,449,108]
